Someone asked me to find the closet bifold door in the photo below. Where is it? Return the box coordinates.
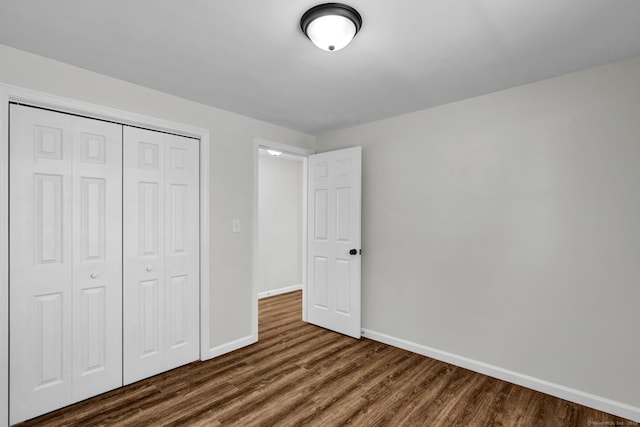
[9,105,123,425]
[123,127,199,385]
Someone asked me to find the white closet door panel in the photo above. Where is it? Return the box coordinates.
[10,106,124,424]
[164,134,199,368]
[71,118,123,401]
[123,128,199,384]
[123,126,166,385]
[10,105,74,424]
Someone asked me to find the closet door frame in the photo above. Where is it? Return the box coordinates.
[0,84,211,427]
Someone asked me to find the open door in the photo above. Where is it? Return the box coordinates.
[307,147,362,338]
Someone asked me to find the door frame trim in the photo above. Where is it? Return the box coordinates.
[0,83,211,426]
[252,138,313,338]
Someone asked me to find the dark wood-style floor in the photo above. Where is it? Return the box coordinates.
[19,291,631,426]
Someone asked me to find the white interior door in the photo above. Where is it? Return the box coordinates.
[9,105,123,424]
[10,105,73,424]
[307,147,362,338]
[163,134,200,369]
[123,127,165,384]
[123,127,199,385]
[71,116,123,402]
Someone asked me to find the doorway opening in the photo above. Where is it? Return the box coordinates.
[252,138,313,338]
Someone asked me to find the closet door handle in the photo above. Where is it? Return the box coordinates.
[146,266,153,272]
[90,272,99,279]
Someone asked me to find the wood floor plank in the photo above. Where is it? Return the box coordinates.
[16,290,633,427]
[284,346,411,426]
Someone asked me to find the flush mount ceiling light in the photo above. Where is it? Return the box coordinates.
[300,3,363,52]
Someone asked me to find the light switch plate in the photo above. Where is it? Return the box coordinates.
[232,219,240,233]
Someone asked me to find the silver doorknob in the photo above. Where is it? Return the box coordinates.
[146,266,153,272]
[90,272,98,279]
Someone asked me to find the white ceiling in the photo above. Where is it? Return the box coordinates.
[1,1,640,135]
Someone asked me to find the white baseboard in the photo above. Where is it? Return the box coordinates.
[258,284,302,299]
[361,328,640,422]
[205,334,257,360]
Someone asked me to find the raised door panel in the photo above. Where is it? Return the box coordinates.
[139,182,161,257]
[166,274,189,350]
[168,184,188,254]
[9,105,74,424]
[313,257,329,309]
[123,127,166,385]
[139,278,161,357]
[314,188,329,241]
[78,287,107,375]
[80,178,106,261]
[71,117,123,401]
[35,174,64,264]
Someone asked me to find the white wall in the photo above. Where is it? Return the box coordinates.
[316,56,640,411]
[257,152,303,294]
[0,44,315,349]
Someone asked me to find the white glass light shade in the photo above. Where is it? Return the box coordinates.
[306,14,357,51]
